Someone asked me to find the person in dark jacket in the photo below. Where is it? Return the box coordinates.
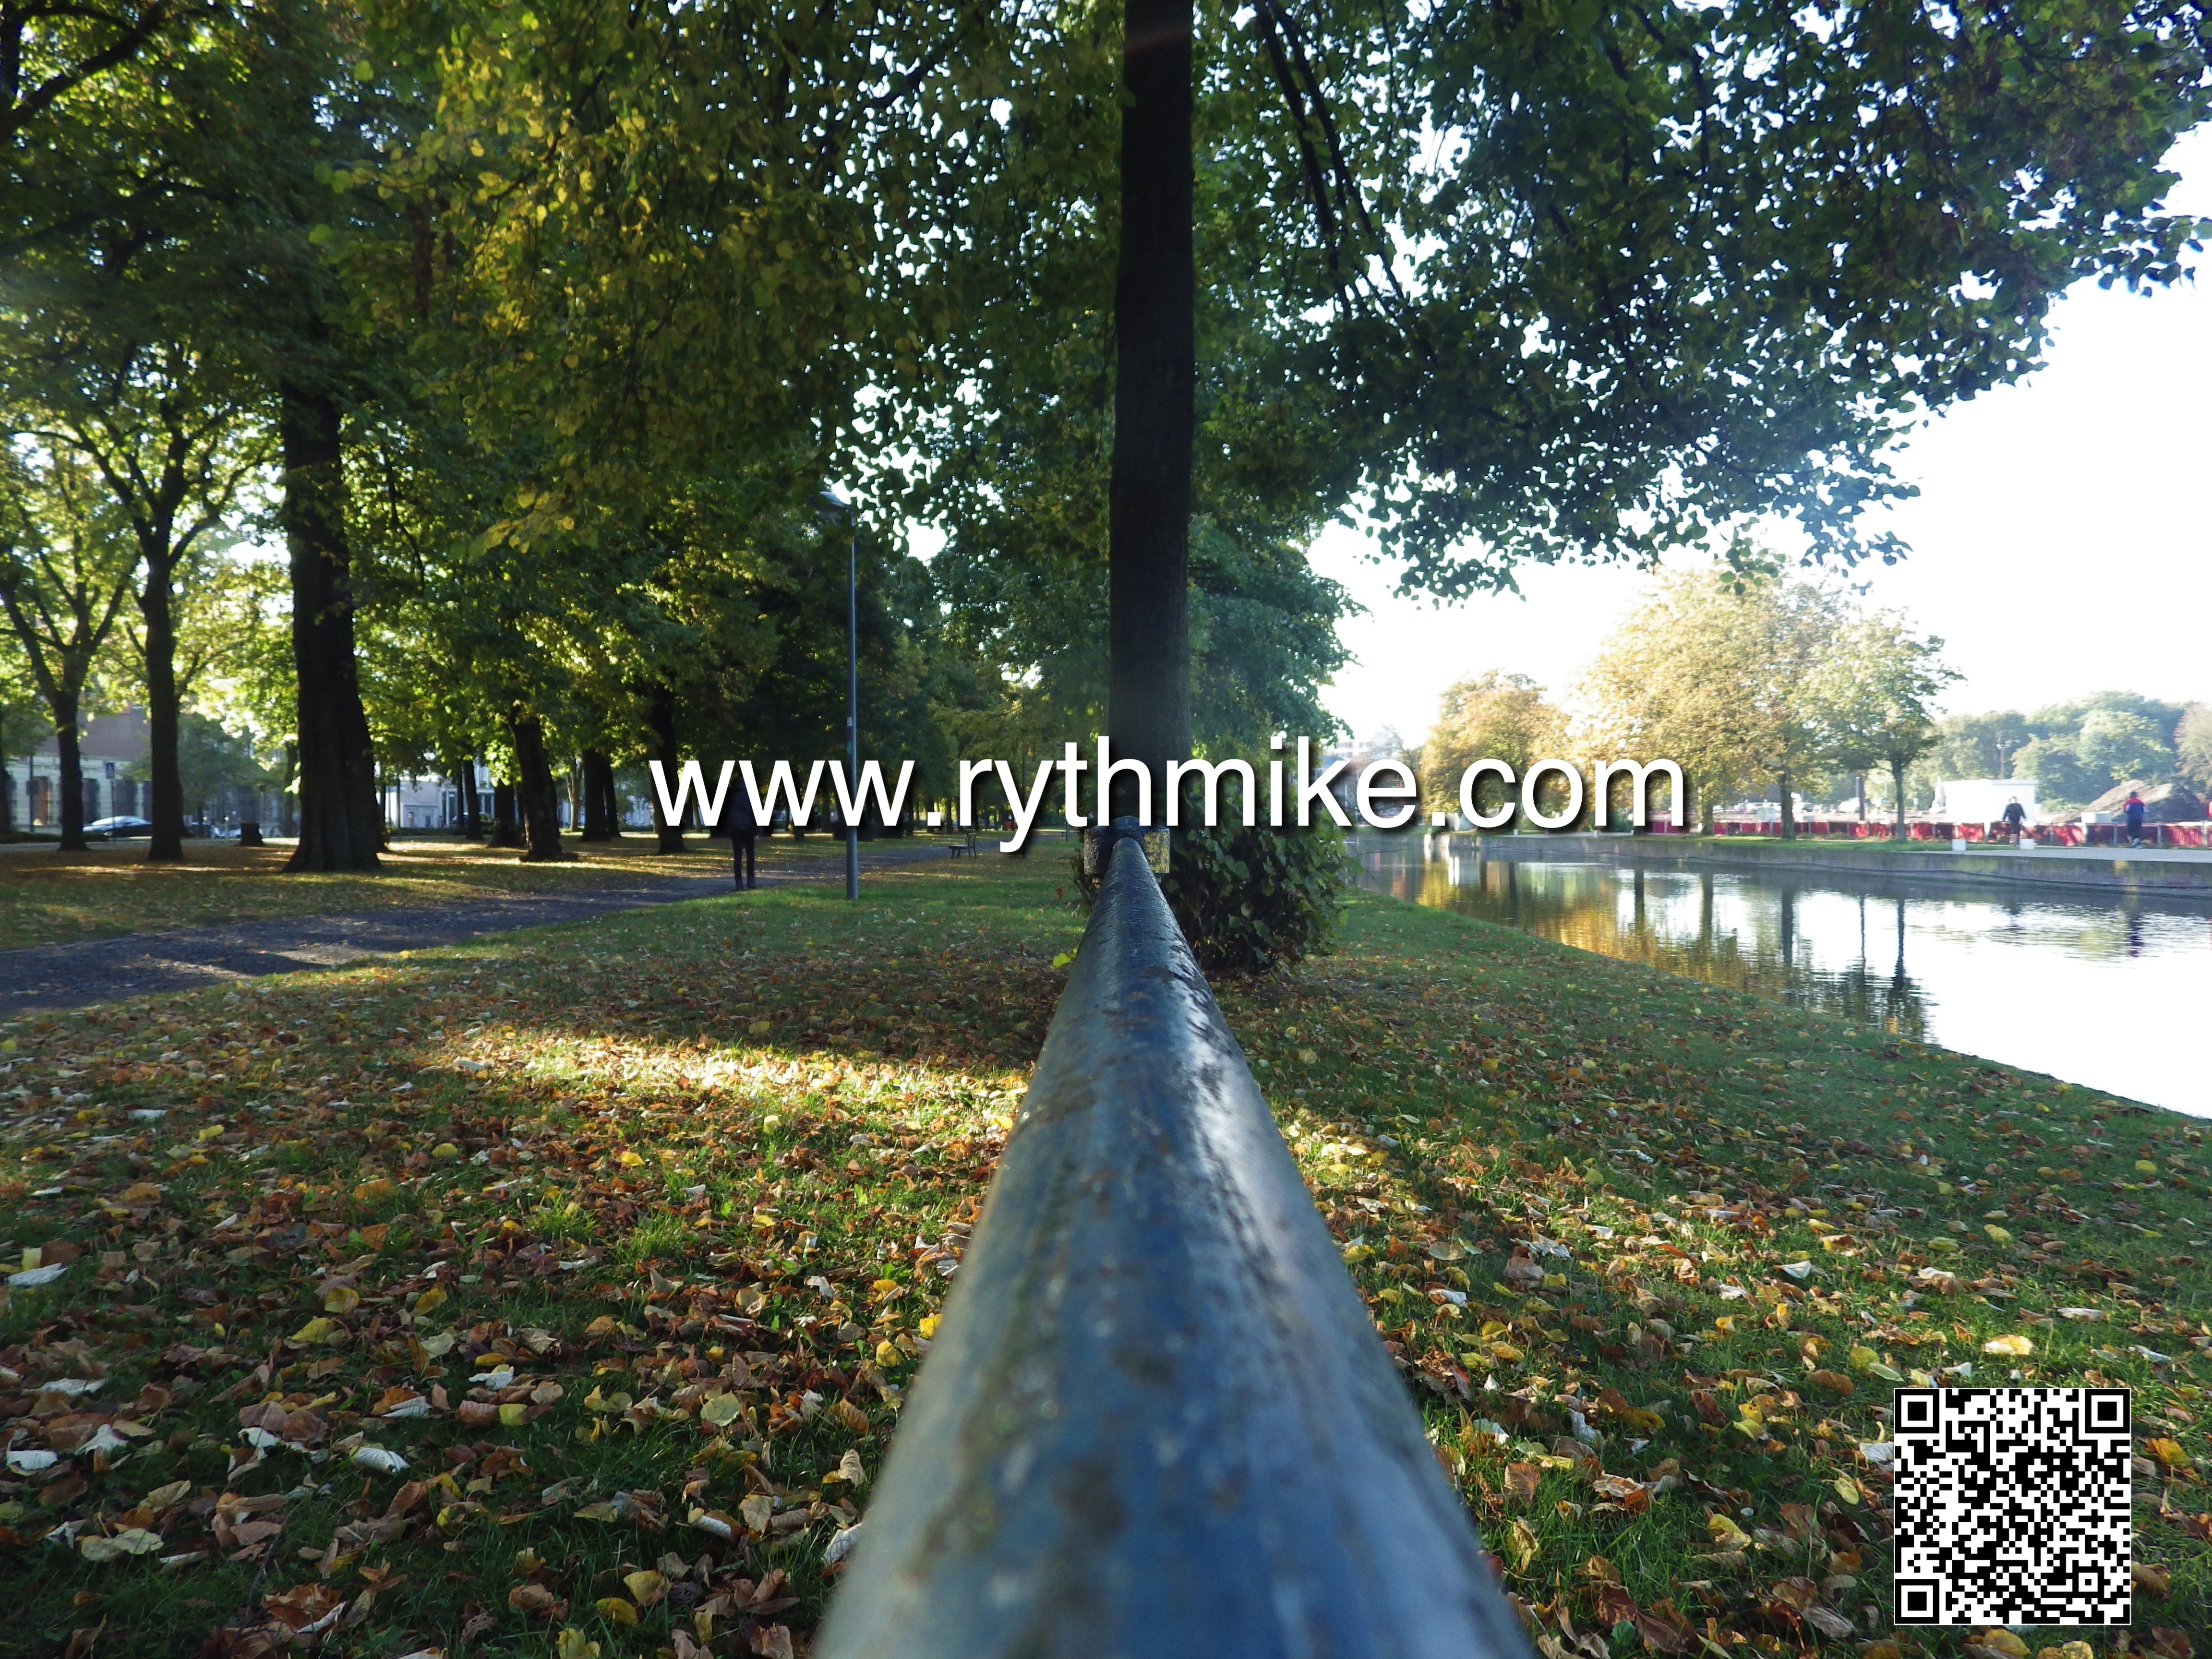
[727,791,768,889]
[2124,791,2147,848]
[2001,798,2027,843]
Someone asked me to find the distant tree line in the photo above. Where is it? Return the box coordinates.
[5,0,2206,881]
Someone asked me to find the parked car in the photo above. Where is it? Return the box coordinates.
[84,816,153,839]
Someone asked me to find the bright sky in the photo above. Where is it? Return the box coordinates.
[1314,127,2212,748]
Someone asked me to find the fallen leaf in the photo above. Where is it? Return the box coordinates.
[594,1596,638,1626]
[1983,1334,2034,1358]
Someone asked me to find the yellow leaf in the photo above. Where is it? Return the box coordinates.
[1848,1345,1879,1372]
[289,1316,339,1346]
[617,1150,645,1168]
[1707,1513,1751,1551]
[739,1494,774,1534]
[1983,1334,2034,1358]
[1489,1342,1525,1364]
[1505,1517,1539,1571]
[324,1286,361,1314]
[1833,1474,1862,1504]
[500,1402,528,1427]
[918,1314,940,1339]
[593,1597,637,1626]
[1984,1225,2014,1246]
[555,1626,601,1658]
[622,1570,667,1607]
[875,1340,901,1369]
[1925,1236,1960,1255]
[353,1178,395,1204]
[2136,1160,2159,1175]
[414,1286,447,1316]
[432,1142,460,1160]
[1968,1632,2028,1659]
[583,1387,631,1414]
[700,1394,744,1428]
[146,1480,192,1507]
[2145,1437,2191,1470]
[748,1018,772,1036]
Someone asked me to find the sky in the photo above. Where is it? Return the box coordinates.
[1312,127,2212,748]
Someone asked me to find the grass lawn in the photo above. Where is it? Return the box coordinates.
[0,832,879,952]
[0,855,2204,1658]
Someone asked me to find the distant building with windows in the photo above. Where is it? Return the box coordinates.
[3,707,152,829]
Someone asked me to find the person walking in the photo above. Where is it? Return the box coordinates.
[2001,797,2027,844]
[2124,790,2148,849]
[728,790,767,890]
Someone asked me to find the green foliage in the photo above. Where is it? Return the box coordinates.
[1077,817,1348,975]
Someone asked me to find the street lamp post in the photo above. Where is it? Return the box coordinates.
[825,487,859,902]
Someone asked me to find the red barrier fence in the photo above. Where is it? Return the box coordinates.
[1706,818,2212,849]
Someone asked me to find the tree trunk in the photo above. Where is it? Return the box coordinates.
[490,779,523,848]
[138,556,187,863]
[600,758,621,837]
[1855,772,1866,823]
[52,690,87,852]
[454,754,481,838]
[580,750,615,841]
[509,714,570,861]
[1891,758,1910,842]
[645,683,685,853]
[280,379,381,872]
[1105,0,1196,822]
[279,744,299,837]
[1777,769,1796,840]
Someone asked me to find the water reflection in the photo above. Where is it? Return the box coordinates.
[1357,835,2212,1118]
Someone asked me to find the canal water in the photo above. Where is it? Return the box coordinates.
[1355,834,2212,1119]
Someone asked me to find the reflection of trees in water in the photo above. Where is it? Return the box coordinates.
[1376,845,1933,1041]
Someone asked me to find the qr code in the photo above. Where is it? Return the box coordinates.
[1894,1387,2131,1625]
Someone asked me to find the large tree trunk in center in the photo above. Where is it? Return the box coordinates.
[580,750,615,841]
[279,379,381,872]
[1105,0,1195,823]
[1777,769,1796,841]
[139,558,186,863]
[509,714,570,861]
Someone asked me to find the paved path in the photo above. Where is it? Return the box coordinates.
[1,842,950,1015]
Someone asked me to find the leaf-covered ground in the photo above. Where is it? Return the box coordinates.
[0,833,866,952]
[0,856,2204,1658]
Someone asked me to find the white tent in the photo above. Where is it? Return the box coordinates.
[1933,778,2038,824]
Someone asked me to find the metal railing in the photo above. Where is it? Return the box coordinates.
[818,834,1532,1658]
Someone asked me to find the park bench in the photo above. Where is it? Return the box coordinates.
[817,824,1529,1659]
[945,833,979,857]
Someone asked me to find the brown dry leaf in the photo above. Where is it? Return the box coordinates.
[1504,1462,1541,1504]
[1806,1369,1854,1395]
[508,1584,563,1617]
[1632,1602,1691,1655]
[2148,1629,2193,1659]
[832,1396,870,1435]
[2133,1560,2173,1599]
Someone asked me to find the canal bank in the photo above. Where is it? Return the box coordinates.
[1434,830,2212,901]
[1359,833,2212,1118]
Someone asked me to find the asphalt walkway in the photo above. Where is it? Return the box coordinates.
[0,842,949,1015]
